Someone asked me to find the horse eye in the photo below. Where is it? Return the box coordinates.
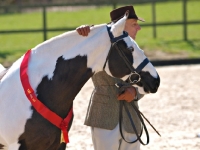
[128,47,134,52]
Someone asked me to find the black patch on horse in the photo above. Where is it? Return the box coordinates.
[108,40,133,78]
[18,55,93,150]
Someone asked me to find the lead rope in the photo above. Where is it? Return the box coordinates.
[130,102,161,137]
[118,84,161,145]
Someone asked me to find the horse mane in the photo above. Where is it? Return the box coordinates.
[32,23,107,56]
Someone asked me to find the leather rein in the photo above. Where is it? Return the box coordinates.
[104,26,160,145]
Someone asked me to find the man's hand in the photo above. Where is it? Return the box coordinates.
[117,87,136,102]
[76,25,90,36]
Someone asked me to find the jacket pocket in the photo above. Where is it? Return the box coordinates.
[92,93,109,104]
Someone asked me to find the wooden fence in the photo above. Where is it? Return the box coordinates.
[0,0,200,41]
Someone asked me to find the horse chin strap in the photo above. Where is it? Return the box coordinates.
[105,26,160,145]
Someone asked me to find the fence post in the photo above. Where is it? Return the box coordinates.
[183,0,187,41]
[152,1,156,38]
[42,6,47,41]
[17,0,22,13]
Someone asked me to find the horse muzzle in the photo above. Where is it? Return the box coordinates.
[142,74,160,93]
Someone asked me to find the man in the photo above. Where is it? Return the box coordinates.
[76,6,145,150]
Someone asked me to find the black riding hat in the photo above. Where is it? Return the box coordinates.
[110,6,145,22]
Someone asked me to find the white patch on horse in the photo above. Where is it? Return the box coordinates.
[0,59,33,145]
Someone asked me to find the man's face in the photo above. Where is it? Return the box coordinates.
[124,19,141,40]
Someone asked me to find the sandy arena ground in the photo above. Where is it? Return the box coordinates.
[66,64,200,150]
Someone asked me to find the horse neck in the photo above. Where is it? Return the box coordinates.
[30,23,110,78]
[26,24,111,116]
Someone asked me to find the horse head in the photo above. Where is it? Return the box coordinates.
[103,12,160,94]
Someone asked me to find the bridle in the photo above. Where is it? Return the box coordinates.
[103,26,150,84]
[103,25,160,145]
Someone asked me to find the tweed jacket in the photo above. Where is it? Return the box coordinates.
[84,71,144,134]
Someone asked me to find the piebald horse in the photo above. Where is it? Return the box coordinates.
[0,13,160,150]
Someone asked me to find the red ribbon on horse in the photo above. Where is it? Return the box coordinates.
[20,49,73,143]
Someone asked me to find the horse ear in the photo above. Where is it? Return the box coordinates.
[125,10,129,18]
[110,11,129,37]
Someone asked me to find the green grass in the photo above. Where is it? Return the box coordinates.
[134,1,200,56]
[0,1,200,67]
